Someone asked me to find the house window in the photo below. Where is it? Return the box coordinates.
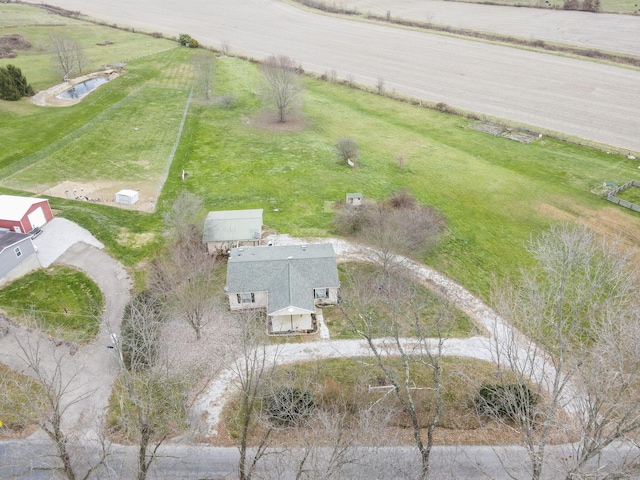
[14,247,22,258]
[237,293,255,304]
[314,288,329,299]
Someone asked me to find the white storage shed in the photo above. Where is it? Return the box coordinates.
[115,189,139,205]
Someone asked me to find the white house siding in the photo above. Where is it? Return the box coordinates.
[228,291,268,311]
[314,287,339,307]
[270,314,314,333]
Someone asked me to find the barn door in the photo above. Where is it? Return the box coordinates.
[28,207,46,228]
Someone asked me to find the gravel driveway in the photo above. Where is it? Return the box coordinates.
[33,217,104,268]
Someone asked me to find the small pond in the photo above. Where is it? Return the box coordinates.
[56,77,109,100]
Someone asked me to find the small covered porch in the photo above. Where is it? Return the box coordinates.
[268,305,318,335]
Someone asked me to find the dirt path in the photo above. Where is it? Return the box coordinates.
[45,0,640,152]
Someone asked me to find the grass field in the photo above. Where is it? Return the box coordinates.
[0,266,104,343]
[2,4,640,299]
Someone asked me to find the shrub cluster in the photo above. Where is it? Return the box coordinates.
[333,190,445,258]
[293,0,358,15]
[120,291,163,372]
[265,386,316,427]
[178,33,199,48]
[0,65,33,101]
[335,138,359,165]
[563,0,600,10]
[475,384,538,421]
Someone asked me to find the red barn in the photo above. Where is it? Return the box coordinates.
[0,195,53,234]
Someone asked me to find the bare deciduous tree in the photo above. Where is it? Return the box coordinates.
[49,33,85,80]
[335,138,359,165]
[339,268,457,480]
[1,336,110,480]
[489,223,640,480]
[226,310,280,480]
[334,193,444,274]
[151,192,220,340]
[162,191,204,244]
[111,293,186,480]
[260,55,303,123]
[149,230,219,341]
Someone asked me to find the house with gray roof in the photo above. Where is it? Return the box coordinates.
[0,231,40,286]
[203,209,263,254]
[225,243,339,334]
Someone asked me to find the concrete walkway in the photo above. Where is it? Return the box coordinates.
[0,223,131,440]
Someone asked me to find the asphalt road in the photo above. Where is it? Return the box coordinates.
[348,0,640,57]
[46,0,640,153]
[1,439,637,479]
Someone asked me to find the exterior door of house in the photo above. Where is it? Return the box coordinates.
[13,226,21,233]
[28,207,46,229]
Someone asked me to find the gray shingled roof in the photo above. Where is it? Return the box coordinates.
[226,244,339,315]
[0,231,31,253]
[203,209,263,243]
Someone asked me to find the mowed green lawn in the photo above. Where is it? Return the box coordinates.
[2,5,640,298]
[181,56,640,294]
[0,266,104,342]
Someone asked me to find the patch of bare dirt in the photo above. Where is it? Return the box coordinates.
[40,180,158,212]
[116,229,156,248]
[470,122,538,143]
[243,113,308,132]
[0,33,31,59]
[538,202,640,260]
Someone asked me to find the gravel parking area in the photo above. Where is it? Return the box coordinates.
[33,217,104,267]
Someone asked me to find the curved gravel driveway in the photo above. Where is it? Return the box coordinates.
[194,237,572,437]
[0,222,131,440]
[46,0,640,152]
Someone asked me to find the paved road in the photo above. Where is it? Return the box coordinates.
[348,0,640,57]
[47,0,640,152]
[1,438,637,479]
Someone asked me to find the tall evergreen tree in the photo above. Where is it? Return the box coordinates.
[0,64,33,100]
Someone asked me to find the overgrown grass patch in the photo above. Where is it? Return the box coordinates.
[105,372,189,444]
[0,266,103,343]
[323,262,479,339]
[615,185,640,205]
[221,356,523,445]
[0,363,44,438]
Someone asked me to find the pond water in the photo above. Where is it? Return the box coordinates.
[56,77,109,99]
